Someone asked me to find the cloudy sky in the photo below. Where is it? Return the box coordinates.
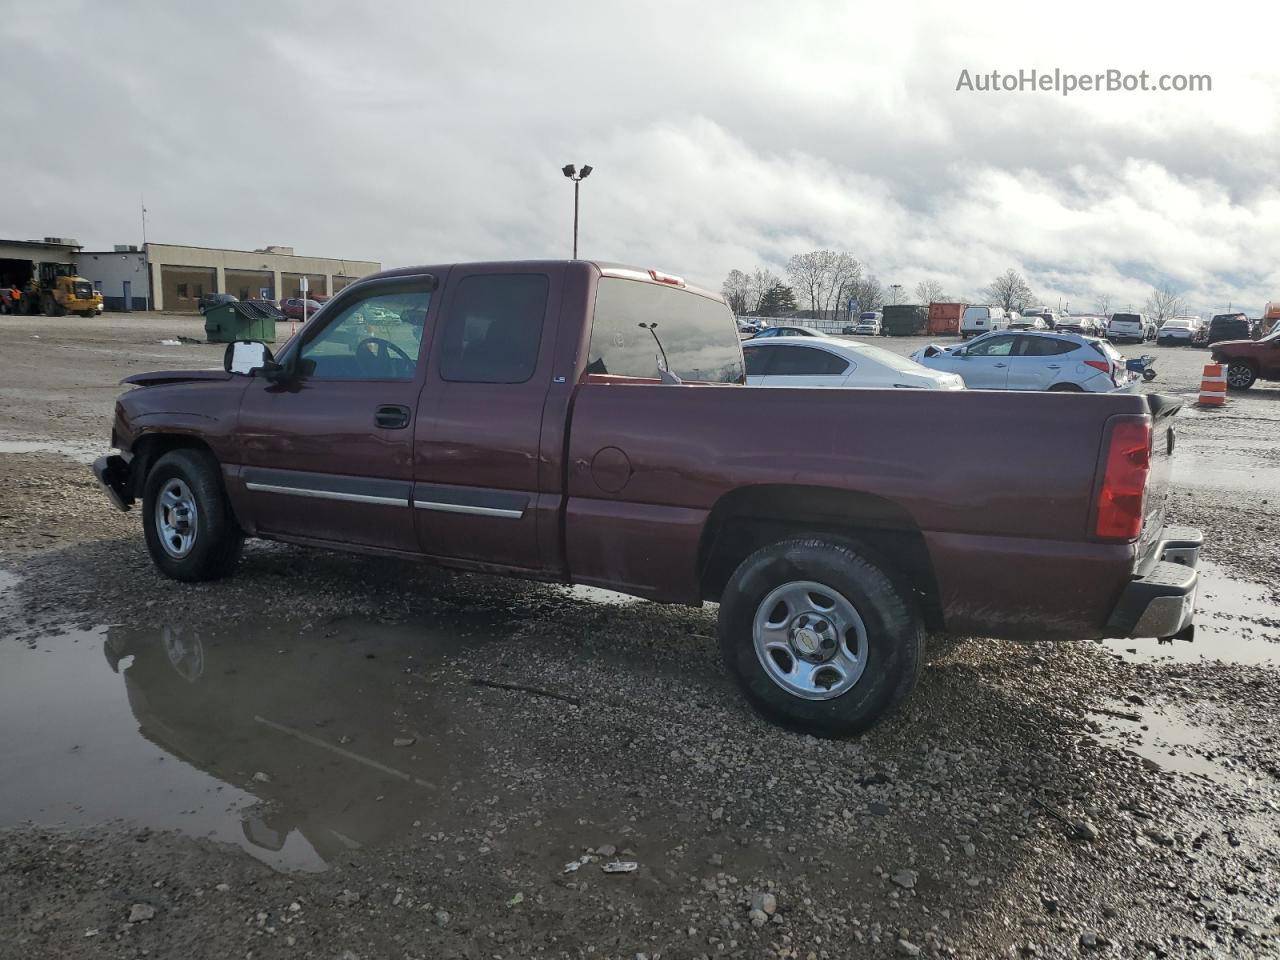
[4,0,1278,315]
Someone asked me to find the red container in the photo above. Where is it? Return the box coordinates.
[927,302,966,336]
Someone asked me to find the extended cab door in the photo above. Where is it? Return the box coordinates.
[411,264,566,571]
[234,275,435,552]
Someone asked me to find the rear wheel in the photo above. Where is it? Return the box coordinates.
[718,538,924,736]
[1226,361,1257,391]
[1049,382,1083,392]
[142,449,243,581]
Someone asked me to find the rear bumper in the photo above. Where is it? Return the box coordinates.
[93,454,133,512]
[1105,526,1203,639]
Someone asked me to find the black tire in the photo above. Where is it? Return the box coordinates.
[1225,361,1257,391]
[717,538,924,736]
[1049,382,1083,392]
[142,449,243,581]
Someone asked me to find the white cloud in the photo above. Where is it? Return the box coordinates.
[1,0,1277,315]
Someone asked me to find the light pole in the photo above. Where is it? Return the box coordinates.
[562,163,593,259]
[889,283,903,305]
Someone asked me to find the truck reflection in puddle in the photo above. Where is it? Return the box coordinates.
[0,612,496,872]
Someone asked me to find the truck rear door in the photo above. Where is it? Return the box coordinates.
[411,263,568,572]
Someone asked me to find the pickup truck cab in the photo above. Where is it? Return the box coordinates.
[93,260,1203,736]
[1212,326,1280,390]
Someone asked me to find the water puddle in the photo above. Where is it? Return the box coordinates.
[1102,560,1280,666]
[1092,702,1240,784]
[1173,451,1280,494]
[0,609,506,872]
[0,437,102,464]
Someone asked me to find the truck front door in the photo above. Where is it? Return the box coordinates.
[412,264,566,572]
[235,275,435,552]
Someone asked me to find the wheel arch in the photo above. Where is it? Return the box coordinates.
[697,483,943,630]
[127,432,220,499]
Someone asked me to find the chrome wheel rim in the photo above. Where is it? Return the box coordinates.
[155,478,198,558]
[1227,364,1253,388]
[752,580,869,700]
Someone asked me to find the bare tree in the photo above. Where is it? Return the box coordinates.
[747,268,780,315]
[787,251,863,320]
[1144,283,1184,327]
[986,269,1034,314]
[825,254,864,320]
[787,251,831,316]
[846,275,883,314]
[721,269,751,316]
[915,279,945,305]
[1094,294,1111,316]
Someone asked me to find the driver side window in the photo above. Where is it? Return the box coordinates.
[966,334,1015,357]
[300,288,431,380]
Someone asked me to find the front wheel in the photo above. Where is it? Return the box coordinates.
[142,449,244,581]
[718,538,924,736]
[1226,361,1257,390]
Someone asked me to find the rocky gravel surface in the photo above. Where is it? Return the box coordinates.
[1,315,1278,959]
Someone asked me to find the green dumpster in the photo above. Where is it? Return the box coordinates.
[204,300,280,343]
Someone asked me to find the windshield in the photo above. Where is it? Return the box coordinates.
[1110,314,1141,325]
[1163,318,1190,328]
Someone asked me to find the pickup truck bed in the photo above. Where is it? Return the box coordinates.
[93,260,1203,735]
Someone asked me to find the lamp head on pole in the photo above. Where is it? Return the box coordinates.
[580,165,593,179]
[562,164,577,179]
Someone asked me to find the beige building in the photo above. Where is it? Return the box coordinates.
[142,243,381,312]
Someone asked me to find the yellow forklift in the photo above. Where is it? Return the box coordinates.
[21,262,103,317]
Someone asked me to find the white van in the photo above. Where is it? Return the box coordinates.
[960,305,1010,339]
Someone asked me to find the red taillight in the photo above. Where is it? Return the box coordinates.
[1084,359,1110,374]
[1094,417,1152,541]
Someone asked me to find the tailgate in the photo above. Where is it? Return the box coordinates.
[1136,394,1180,564]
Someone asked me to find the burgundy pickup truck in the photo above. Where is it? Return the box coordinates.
[94,260,1202,735]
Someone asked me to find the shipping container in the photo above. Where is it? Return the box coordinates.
[926,302,967,336]
[882,304,928,336]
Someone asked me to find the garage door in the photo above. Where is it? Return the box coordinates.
[281,272,326,299]
[160,266,217,313]
[226,270,274,301]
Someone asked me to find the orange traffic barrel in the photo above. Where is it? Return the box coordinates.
[1197,363,1227,407]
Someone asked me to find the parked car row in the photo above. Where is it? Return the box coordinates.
[743,336,965,390]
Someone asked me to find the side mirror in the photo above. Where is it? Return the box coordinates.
[224,340,274,376]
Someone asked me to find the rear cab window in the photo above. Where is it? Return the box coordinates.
[586,277,744,383]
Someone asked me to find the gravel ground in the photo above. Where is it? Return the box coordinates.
[1,313,1278,960]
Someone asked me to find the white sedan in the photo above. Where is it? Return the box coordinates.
[743,336,965,390]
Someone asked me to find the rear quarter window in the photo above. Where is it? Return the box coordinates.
[586,278,744,383]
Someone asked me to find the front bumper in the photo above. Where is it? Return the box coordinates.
[93,454,133,512]
[1105,526,1203,640]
